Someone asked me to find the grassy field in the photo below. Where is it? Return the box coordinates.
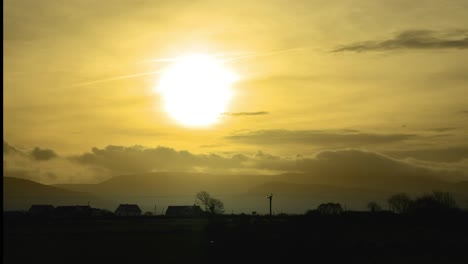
[4,212,468,264]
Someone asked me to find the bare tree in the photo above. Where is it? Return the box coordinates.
[388,193,412,213]
[196,191,211,211]
[208,197,224,215]
[431,191,457,208]
[411,191,458,213]
[196,191,224,215]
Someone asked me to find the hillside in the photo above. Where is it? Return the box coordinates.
[55,172,280,196]
[3,177,103,210]
[50,171,468,212]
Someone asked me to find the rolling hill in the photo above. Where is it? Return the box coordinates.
[3,177,104,210]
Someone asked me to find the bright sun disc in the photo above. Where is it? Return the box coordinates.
[156,54,238,127]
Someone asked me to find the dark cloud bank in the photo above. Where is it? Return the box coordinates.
[31,147,58,161]
[3,140,468,189]
[333,29,468,52]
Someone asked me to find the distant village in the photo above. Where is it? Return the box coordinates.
[4,190,466,218]
[22,204,206,217]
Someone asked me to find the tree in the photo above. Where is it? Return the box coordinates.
[388,193,412,213]
[317,203,343,215]
[367,201,382,212]
[410,191,458,214]
[196,191,224,215]
[431,191,457,208]
[207,197,224,215]
[196,191,212,211]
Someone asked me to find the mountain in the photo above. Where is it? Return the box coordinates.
[50,172,468,212]
[3,177,103,210]
[54,172,280,196]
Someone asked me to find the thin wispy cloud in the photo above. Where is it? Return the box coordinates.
[226,129,417,146]
[333,29,468,52]
[223,111,269,116]
[72,47,309,87]
[71,70,163,87]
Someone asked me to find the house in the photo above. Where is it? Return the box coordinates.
[28,205,55,216]
[54,205,92,217]
[115,204,142,216]
[165,205,203,217]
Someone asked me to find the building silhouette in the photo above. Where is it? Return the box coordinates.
[115,204,142,216]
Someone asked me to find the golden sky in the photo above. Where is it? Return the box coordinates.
[4,0,468,184]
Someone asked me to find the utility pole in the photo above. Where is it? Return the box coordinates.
[267,193,273,217]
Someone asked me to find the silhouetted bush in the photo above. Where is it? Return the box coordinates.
[317,203,343,215]
[304,209,319,216]
[367,201,382,212]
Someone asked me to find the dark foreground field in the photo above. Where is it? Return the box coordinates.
[4,212,468,264]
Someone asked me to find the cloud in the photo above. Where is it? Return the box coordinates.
[30,147,58,161]
[3,140,19,154]
[385,146,468,163]
[226,129,416,146]
[71,144,467,185]
[427,127,459,133]
[223,111,269,116]
[255,149,467,190]
[333,30,468,52]
[72,145,249,175]
[4,141,468,187]
[3,141,106,184]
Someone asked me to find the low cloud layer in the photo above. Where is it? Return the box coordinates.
[31,147,58,161]
[3,140,20,155]
[226,129,416,146]
[333,30,468,52]
[72,145,249,175]
[4,141,467,187]
[385,146,468,163]
[3,141,106,184]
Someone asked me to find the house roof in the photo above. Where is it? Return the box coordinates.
[115,204,142,213]
[28,205,55,212]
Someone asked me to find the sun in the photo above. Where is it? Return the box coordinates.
[156,54,238,127]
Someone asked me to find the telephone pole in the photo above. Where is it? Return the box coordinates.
[267,193,273,216]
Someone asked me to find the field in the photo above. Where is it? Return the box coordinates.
[4,212,468,264]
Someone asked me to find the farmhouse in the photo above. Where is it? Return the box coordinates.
[115,204,142,216]
[28,205,55,216]
[165,205,203,217]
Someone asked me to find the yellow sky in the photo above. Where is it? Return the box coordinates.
[4,0,468,157]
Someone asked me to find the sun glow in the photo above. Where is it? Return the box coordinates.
[156,54,238,127]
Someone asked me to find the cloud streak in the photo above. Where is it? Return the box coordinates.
[333,30,468,52]
[385,146,468,163]
[223,111,269,116]
[226,129,417,146]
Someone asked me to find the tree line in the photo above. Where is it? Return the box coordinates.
[305,191,463,216]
